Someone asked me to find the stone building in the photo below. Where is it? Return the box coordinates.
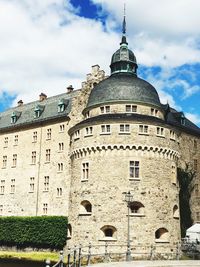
[0,18,200,255]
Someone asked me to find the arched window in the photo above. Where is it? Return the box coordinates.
[173,205,179,219]
[79,200,92,215]
[100,225,117,241]
[129,201,145,216]
[155,228,169,242]
[67,224,72,239]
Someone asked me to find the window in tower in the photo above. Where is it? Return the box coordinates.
[129,161,140,180]
[100,106,110,114]
[170,130,176,140]
[156,127,164,137]
[151,108,158,117]
[59,124,65,132]
[59,142,64,152]
[100,225,117,241]
[129,201,145,216]
[173,205,179,219]
[82,162,89,181]
[139,125,149,134]
[155,228,169,242]
[101,125,111,134]
[119,124,130,133]
[79,200,92,215]
[126,105,137,113]
[58,163,63,172]
[74,130,80,140]
[171,164,177,184]
[31,151,36,164]
[85,127,93,136]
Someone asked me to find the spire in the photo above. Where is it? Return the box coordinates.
[120,3,128,45]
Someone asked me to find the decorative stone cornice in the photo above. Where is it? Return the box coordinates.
[70,144,179,160]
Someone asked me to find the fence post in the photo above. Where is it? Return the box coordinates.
[59,250,64,267]
[87,242,92,266]
[67,248,71,267]
[78,244,82,267]
[73,246,77,267]
[45,259,51,267]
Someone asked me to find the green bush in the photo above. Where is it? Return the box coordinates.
[0,216,68,249]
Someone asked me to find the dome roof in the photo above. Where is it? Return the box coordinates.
[111,46,137,65]
[86,73,162,110]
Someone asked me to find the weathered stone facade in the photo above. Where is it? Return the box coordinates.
[0,27,199,257]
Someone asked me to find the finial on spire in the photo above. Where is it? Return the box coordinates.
[120,3,128,45]
[122,3,126,35]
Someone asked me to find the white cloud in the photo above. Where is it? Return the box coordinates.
[185,112,200,125]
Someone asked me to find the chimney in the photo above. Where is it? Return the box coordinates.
[39,93,47,101]
[17,100,23,106]
[67,85,74,94]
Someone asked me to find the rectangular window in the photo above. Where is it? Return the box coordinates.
[31,151,36,164]
[43,203,48,215]
[4,137,8,147]
[29,177,35,192]
[14,135,18,146]
[139,125,149,134]
[130,161,140,179]
[10,179,15,193]
[0,180,5,194]
[57,188,62,197]
[120,124,130,133]
[58,163,63,172]
[151,108,158,117]
[2,156,7,168]
[46,149,51,162]
[82,162,89,181]
[33,131,37,142]
[126,105,137,113]
[59,124,65,132]
[74,130,80,140]
[12,154,17,167]
[170,130,175,140]
[101,125,111,134]
[46,128,51,140]
[156,127,164,136]
[44,176,49,191]
[59,143,64,152]
[100,106,110,114]
[85,127,93,136]
[194,159,198,171]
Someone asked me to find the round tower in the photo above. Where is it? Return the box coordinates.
[67,17,181,257]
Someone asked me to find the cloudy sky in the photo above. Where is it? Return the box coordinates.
[0,0,200,125]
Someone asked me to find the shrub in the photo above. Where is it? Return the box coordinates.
[0,216,68,249]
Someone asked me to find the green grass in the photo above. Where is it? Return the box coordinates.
[0,251,61,263]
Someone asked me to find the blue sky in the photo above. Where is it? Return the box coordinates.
[0,0,200,125]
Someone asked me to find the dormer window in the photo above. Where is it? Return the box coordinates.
[34,105,44,118]
[181,114,186,126]
[11,111,21,124]
[58,99,69,113]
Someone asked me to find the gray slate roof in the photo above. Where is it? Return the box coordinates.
[0,90,80,132]
[86,73,162,110]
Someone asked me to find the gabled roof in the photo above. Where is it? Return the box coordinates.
[0,90,80,132]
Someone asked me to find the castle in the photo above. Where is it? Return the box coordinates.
[0,16,200,255]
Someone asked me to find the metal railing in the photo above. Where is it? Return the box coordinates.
[45,241,182,267]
